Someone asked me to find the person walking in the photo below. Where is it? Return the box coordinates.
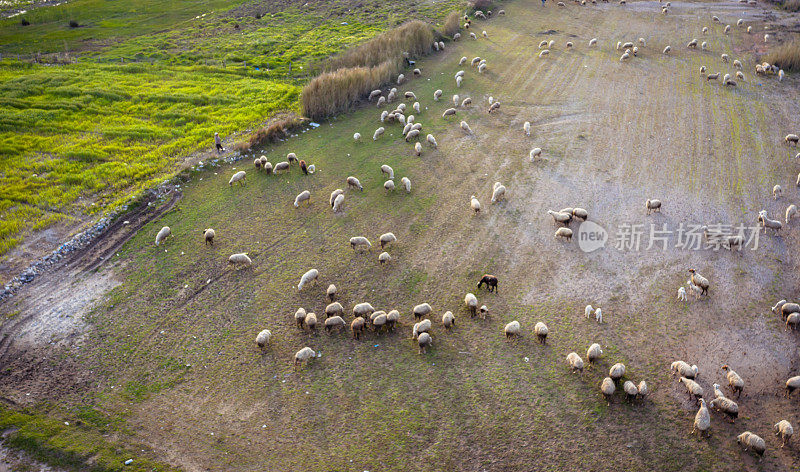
[214,132,224,153]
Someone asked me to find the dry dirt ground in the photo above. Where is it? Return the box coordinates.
[3,0,800,470]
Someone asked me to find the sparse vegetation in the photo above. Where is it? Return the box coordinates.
[444,11,462,37]
[781,0,800,11]
[764,40,800,71]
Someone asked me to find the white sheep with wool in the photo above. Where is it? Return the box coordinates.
[412,318,432,339]
[297,269,319,291]
[465,293,478,317]
[417,332,432,354]
[677,286,687,301]
[325,302,343,318]
[722,365,744,397]
[600,377,615,405]
[294,347,315,367]
[229,170,246,186]
[587,343,603,363]
[384,180,395,192]
[529,148,542,161]
[228,253,252,269]
[347,176,363,191]
[155,226,171,246]
[379,232,397,249]
[567,352,584,373]
[373,127,385,141]
[293,190,311,208]
[414,142,422,156]
[523,121,531,136]
[470,32,477,40]
[691,399,711,437]
[671,360,698,378]
[663,45,671,55]
[349,236,372,252]
[459,56,467,65]
[460,121,472,134]
[380,164,394,180]
[491,184,506,203]
[413,303,432,320]
[413,102,420,113]
[680,377,704,403]
[426,134,437,148]
[443,108,457,118]
[379,252,391,264]
[332,194,345,213]
[255,329,271,350]
[376,96,386,107]
[539,50,550,58]
[401,177,411,193]
[504,320,521,338]
[737,432,766,461]
[623,381,638,402]
[405,128,420,141]
[609,363,625,382]
[534,322,549,343]
[471,195,481,213]
[442,311,455,330]
[774,420,794,448]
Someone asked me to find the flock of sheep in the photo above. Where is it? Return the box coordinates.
[148,0,800,464]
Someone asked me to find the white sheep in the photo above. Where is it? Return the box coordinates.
[414,142,422,156]
[722,365,744,397]
[376,96,386,107]
[379,252,391,264]
[297,268,319,291]
[567,352,584,373]
[347,176,363,191]
[677,286,687,301]
[380,164,394,180]
[609,363,626,382]
[482,30,488,38]
[534,322,549,343]
[399,176,411,193]
[434,89,442,101]
[663,45,671,55]
[329,189,344,207]
[459,56,467,66]
[774,420,794,448]
[426,134,437,148]
[600,377,615,405]
[779,69,785,81]
[326,284,337,302]
[691,399,711,437]
[587,343,602,363]
[413,303,432,320]
[539,49,550,58]
[737,432,766,461]
[470,195,481,213]
[460,121,472,134]
[229,170,246,186]
[504,320,521,338]
[349,236,372,252]
[470,32,477,40]
[623,381,638,402]
[529,148,543,161]
[491,184,506,203]
[294,347,316,367]
[456,76,463,87]
[384,180,395,192]
[228,253,252,269]
[294,307,307,328]
[671,360,698,378]
[293,190,311,208]
[773,184,783,199]
[368,89,382,101]
[332,194,345,213]
[155,226,171,246]
[523,121,531,136]
[589,38,597,46]
[442,311,455,330]
[413,102,420,113]
[397,73,405,85]
[373,127,385,140]
[645,199,661,214]
[443,108,457,118]
[417,332,433,354]
[255,329,271,349]
[555,227,573,241]
[379,232,397,249]
[461,97,472,107]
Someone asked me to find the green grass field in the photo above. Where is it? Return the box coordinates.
[0,0,463,259]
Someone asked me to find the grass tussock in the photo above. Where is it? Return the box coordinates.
[444,11,461,37]
[471,0,494,12]
[782,0,800,11]
[764,40,800,71]
[235,114,306,151]
[303,20,434,120]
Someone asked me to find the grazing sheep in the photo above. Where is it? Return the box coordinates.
[701,41,708,50]
[294,308,307,328]
[774,420,794,448]
[346,176,363,191]
[332,194,345,213]
[692,399,711,437]
[721,365,744,397]
[293,190,311,208]
[587,343,603,363]
[765,34,770,43]
[645,199,661,215]
[786,134,799,146]
[736,71,744,80]
[470,32,477,39]
[477,274,498,293]
[297,269,319,291]
[229,170,246,186]
[567,352,584,373]
[471,195,481,213]
[373,127,385,140]
[737,432,766,461]
[386,310,400,331]
[255,329,271,350]
[572,208,588,220]
[555,227,573,241]
[623,381,638,402]
[588,38,598,48]
[671,361,698,379]
[566,41,573,49]
[787,312,800,331]
[155,226,172,246]
[203,228,215,246]
[396,74,405,85]
[379,233,397,249]
[401,177,411,193]
[609,363,625,382]
[747,25,753,33]
[350,317,366,339]
[442,311,455,330]
[522,122,532,137]
[707,72,720,81]
[405,129,420,142]
[349,236,372,252]
[482,30,488,38]
[384,180,395,192]
[418,332,433,354]
[353,302,375,319]
[369,89,382,101]
[491,184,506,203]
[637,381,648,400]
[758,212,783,234]
[620,52,630,62]
[412,319,432,339]
[325,302,343,319]
[263,160,273,174]
[304,312,317,333]
[680,377,704,403]
[424,134,438,150]
[413,303,432,320]
[600,377,615,405]
[324,315,346,333]
[464,293,478,317]
[534,322,549,343]
[785,376,800,396]
[326,284,337,302]
[687,269,709,296]
[443,108,457,118]
[460,121,472,134]
[779,69,785,81]
[228,253,252,269]
[724,24,731,34]
[677,286,687,301]
[329,189,345,208]
[539,50,550,58]
[488,102,500,113]
[504,320,521,338]
[548,210,572,226]
[709,395,739,423]
[529,147,543,161]
[377,96,386,107]
[294,347,316,367]
[379,165,394,181]
[479,305,488,319]
[663,45,671,55]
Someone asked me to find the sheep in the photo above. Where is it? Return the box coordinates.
[566,41,573,49]
[677,286,687,301]
[701,41,707,50]
[787,312,800,331]
[548,210,572,226]
[724,24,731,34]
[691,399,711,437]
[479,305,488,319]
[442,311,455,330]
[600,377,615,405]
[637,381,649,400]
[465,293,478,317]
[774,420,794,448]
[470,32,477,39]
[482,30,488,39]
[539,50,550,58]
[413,102,420,113]
[346,176,363,191]
[786,134,799,146]
[488,102,500,114]
[785,376,800,396]
[645,199,661,215]
[297,269,319,291]
[557,1,566,6]
[723,73,732,85]
[721,365,744,397]
[456,76,463,88]
[229,170,246,186]
[377,96,387,107]
[680,377,704,403]
[567,352,584,373]
[373,127,385,141]
[443,108,457,118]
[584,305,594,319]
[371,311,388,332]
[254,158,262,171]
[384,180,395,192]
[587,343,603,363]
[736,71,744,80]
[401,177,411,193]
[228,253,252,269]
[711,15,720,22]
[671,361,698,379]
[396,74,405,85]
[609,363,625,382]
[534,322,549,343]
[721,53,730,64]
[412,319,432,339]
[155,226,172,246]
[555,227,573,241]
[294,308,307,328]
[529,147,543,161]
[404,129,420,142]
[589,38,598,47]
[459,97,473,109]
[352,302,375,319]
[294,347,316,367]
[325,302,343,319]
[413,303,432,320]
[369,89,382,101]
[663,45,671,55]
[504,320,521,338]
[700,66,707,74]
[572,208,588,221]
[293,190,311,208]
[263,161,273,174]
[747,25,753,33]
[491,184,506,203]
[327,189,345,208]
[622,381,638,402]
[477,274,498,293]
[499,9,505,14]
[620,52,630,62]
[687,39,699,49]
[686,269,709,296]
[350,317,366,340]
[417,332,433,354]
[709,395,739,422]
[202,228,215,246]
[255,329,271,350]
[737,432,766,461]
[758,212,782,234]
[764,34,770,43]
[779,69,785,81]
[706,72,720,81]
[324,315,346,333]
[332,194,345,213]
[349,236,372,252]
[702,26,709,34]
[304,312,318,333]
[326,284,337,302]
[471,195,481,213]
[460,121,472,134]
[386,310,399,331]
